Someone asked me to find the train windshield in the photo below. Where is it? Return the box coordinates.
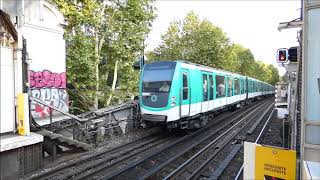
[141,62,176,108]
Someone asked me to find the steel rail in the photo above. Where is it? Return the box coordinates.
[187,102,274,180]
[25,133,166,180]
[69,136,175,180]
[138,99,271,179]
[204,104,274,180]
[138,104,261,180]
[102,99,270,180]
[234,108,275,180]
[163,100,273,180]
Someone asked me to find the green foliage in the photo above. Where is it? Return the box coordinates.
[147,11,279,85]
[148,12,237,71]
[53,0,156,113]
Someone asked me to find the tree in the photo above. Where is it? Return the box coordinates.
[268,64,280,85]
[53,0,156,113]
[230,44,255,76]
[148,11,279,86]
[147,11,237,71]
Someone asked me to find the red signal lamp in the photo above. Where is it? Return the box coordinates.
[276,48,289,63]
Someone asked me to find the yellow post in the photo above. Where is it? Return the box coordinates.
[17,93,26,135]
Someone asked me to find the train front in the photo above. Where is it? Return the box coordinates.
[139,61,179,127]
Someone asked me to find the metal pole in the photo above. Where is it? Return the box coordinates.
[50,107,53,131]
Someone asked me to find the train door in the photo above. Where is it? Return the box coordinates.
[239,78,243,100]
[201,73,209,112]
[234,78,240,102]
[246,77,248,100]
[242,78,246,100]
[226,76,233,104]
[208,74,214,110]
[180,69,190,117]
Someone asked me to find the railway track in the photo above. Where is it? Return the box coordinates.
[103,98,273,180]
[140,99,274,180]
[192,101,275,180]
[25,133,175,180]
[26,98,273,180]
[233,108,275,180]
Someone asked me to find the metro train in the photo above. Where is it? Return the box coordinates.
[139,60,275,129]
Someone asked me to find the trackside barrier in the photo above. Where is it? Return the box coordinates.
[29,97,140,144]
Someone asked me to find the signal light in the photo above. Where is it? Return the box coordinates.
[288,47,298,62]
[276,48,288,63]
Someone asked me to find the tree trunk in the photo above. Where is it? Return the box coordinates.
[94,31,100,110]
[107,60,118,106]
[93,2,107,110]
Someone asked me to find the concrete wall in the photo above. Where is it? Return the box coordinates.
[0,143,42,179]
[1,0,68,125]
[0,47,15,133]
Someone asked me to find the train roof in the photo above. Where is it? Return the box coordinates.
[144,60,274,87]
[176,60,273,86]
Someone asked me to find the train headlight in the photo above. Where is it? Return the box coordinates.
[170,102,176,106]
[171,96,176,101]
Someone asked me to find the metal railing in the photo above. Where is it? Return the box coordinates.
[29,96,86,131]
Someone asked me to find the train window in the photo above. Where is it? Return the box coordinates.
[215,75,225,98]
[227,77,233,97]
[202,74,208,101]
[183,73,188,100]
[234,78,240,95]
[209,75,214,100]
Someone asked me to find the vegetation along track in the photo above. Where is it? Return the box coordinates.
[102,98,273,180]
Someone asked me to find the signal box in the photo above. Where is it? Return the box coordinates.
[288,47,298,63]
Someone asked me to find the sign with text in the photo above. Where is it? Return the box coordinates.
[255,145,296,179]
[244,142,296,180]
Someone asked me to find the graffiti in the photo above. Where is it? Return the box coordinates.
[28,70,69,120]
[29,70,66,88]
[30,89,69,119]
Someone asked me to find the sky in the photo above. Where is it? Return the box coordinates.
[145,0,301,75]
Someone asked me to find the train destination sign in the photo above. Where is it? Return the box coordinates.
[244,142,296,180]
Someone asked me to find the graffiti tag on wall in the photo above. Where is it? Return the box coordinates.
[30,88,69,119]
[29,70,66,88]
[29,70,69,120]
